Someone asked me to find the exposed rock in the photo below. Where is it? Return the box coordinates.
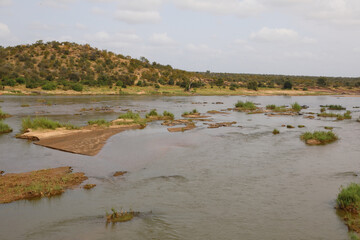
[113,171,127,177]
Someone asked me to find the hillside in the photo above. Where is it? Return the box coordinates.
[0,41,359,94]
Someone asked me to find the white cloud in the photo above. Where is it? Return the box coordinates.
[91,6,106,15]
[0,22,11,37]
[173,0,264,17]
[75,23,87,30]
[39,0,73,9]
[149,33,176,45]
[114,10,161,24]
[0,0,12,7]
[251,27,299,42]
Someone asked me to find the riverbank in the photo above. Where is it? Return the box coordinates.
[1,85,359,96]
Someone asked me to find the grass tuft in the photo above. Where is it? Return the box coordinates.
[21,117,78,133]
[88,119,111,127]
[0,121,12,134]
[118,111,140,120]
[291,102,302,112]
[235,101,256,110]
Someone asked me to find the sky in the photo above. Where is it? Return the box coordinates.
[0,0,360,77]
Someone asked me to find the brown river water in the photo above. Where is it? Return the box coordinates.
[0,95,360,240]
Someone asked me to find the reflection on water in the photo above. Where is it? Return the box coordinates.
[0,95,360,240]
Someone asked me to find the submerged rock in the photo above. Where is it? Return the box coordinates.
[83,184,96,190]
[106,209,139,223]
[113,171,127,177]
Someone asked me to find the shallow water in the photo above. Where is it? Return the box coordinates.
[0,95,360,240]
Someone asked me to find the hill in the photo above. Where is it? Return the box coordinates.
[0,40,359,95]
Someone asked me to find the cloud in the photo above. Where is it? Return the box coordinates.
[85,31,141,46]
[0,22,11,37]
[0,0,12,7]
[91,6,106,14]
[114,10,161,24]
[251,27,299,42]
[173,0,265,18]
[114,0,162,24]
[149,33,176,45]
[39,0,74,9]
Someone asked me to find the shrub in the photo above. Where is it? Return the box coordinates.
[291,102,302,112]
[272,129,279,135]
[71,83,83,92]
[88,119,111,127]
[283,80,292,89]
[163,111,174,119]
[327,105,346,110]
[146,109,158,118]
[266,104,276,110]
[118,111,140,120]
[337,183,360,209]
[235,101,256,110]
[21,117,78,132]
[0,108,10,119]
[0,121,12,134]
[300,131,338,144]
[16,77,26,84]
[41,82,57,91]
[344,111,352,119]
[247,81,258,91]
[3,79,16,87]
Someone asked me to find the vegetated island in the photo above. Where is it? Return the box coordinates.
[0,166,87,204]
[17,113,146,156]
[300,131,338,145]
[0,41,359,96]
[337,183,360,235]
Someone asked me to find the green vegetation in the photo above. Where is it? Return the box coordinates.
[163,111,174,119]
[0,108,10,119]
[87,119,111,127]
[106,208,138,223]
[182,109,199,116]
[349,232,360,240]
[118,111,147,127]
[324,126,334,130]
[321,104,346,110]
[337,183,360,210]
[287,125,295,129]
[0,121,12,134]
[272,129,280,135]
[145,109,158,118]
[318,111,352,120]
[266,104,287,112]
[0,41,359,93]
[235,101,256,110]
[21,104,30,107]
[291,102,302,112]
[298,125,305,128]
[21,117,78,132]
[318,112,338,118]
[300,131,338,144]
[118,111,140,120]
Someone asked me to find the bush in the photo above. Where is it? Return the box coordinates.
[71,83,83,92]
[327,105,346,110]
[235,101,256,110]
[0,121,12,134]
[146,109,158,118]
[21,117,78,132]
[3,79,16,87]
[41,82,57,91]
[283,80,292,89]
[272,129,279,135]
[163,111,174,119]
[291,102,301,112]
[0,108,10,119]
[16,77,26,84]
[88,119,111,127]
[118,111,140,120]
[337,183,360,209]
[247,81,258,91]
[300,131,338,144]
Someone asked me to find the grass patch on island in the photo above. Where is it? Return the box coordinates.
[88,119,111,127]
[337,183,360,235]
[0,108,11,119]
[300,131,338,145]
[21,117,79,133]
[235,101,257,111]
[0,121,12,134]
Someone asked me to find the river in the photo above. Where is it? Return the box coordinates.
[0,95,359,240]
